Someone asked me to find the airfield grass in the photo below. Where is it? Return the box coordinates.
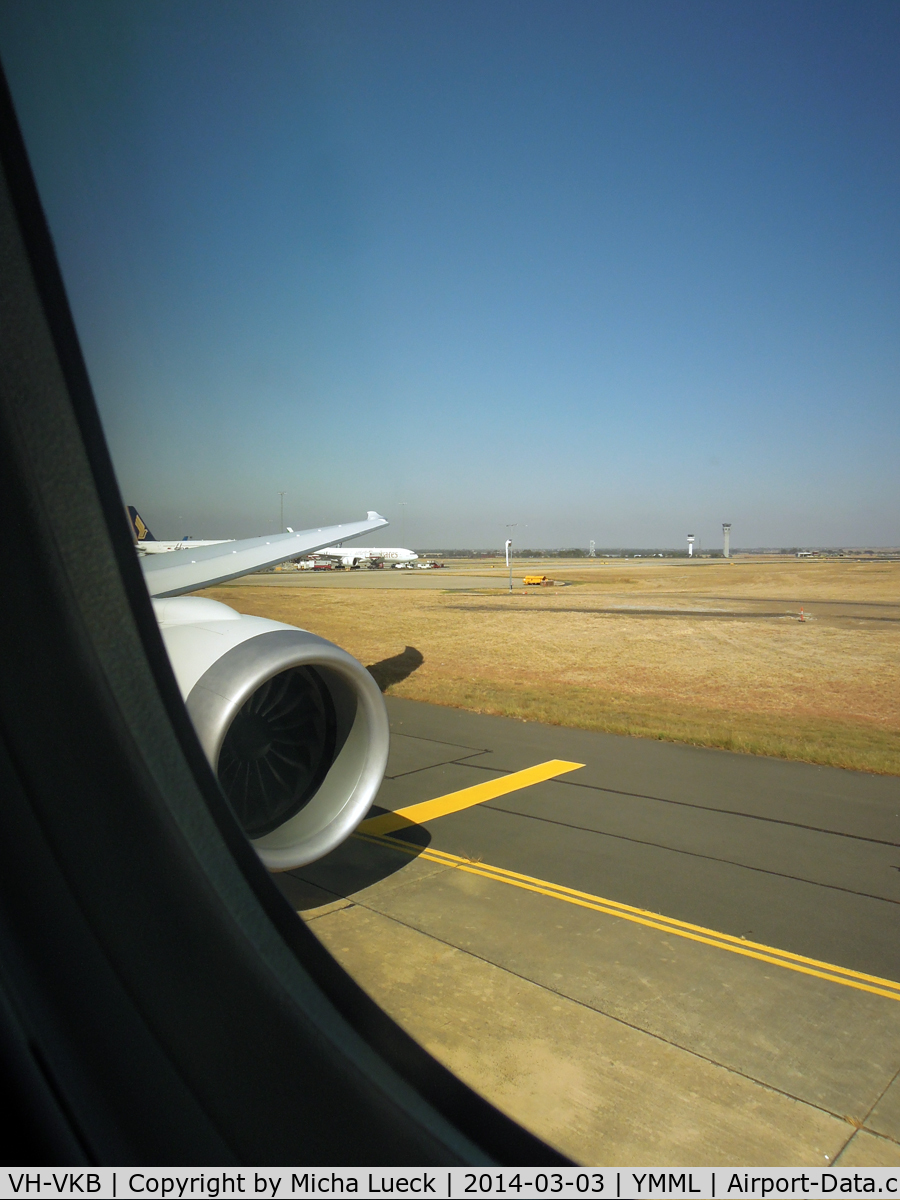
[202,557,900,775]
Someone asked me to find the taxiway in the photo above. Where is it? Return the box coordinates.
[277,698,900,1166]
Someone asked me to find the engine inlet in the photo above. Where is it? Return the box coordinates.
[217,666,337,839]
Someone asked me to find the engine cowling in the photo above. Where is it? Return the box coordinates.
[153,596,389,870]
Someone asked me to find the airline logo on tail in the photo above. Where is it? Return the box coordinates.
[128,506,154,542]
[126,507,232,554]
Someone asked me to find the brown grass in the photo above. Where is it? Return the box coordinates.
[200,559,900,774]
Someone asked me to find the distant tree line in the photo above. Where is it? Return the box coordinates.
[417,547,898,558]
[417,548,728,558]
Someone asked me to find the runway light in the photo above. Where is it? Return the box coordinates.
[505,525,517,592]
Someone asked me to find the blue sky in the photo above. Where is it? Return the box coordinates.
[0,1,898,548]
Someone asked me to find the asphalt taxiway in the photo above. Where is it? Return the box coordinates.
[239,570,525,589]
[276,698,900,1167]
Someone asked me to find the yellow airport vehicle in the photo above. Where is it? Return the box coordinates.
[523,574,554,586]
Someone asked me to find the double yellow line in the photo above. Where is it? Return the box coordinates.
[355,759,900,1003]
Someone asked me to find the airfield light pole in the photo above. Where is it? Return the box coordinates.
[278,491,286,533]
[505,523,517,592]
[722,523,731,559]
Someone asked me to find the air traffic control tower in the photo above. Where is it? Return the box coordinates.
[722,523,731,559]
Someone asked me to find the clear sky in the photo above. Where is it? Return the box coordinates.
[0,1,897,548]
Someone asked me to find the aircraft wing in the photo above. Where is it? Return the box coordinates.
[141,511,388,597]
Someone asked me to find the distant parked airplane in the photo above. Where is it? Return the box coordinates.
[128,506,232,554]
[310,543,418,568]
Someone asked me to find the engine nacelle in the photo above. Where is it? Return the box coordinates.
[153,596,389,870]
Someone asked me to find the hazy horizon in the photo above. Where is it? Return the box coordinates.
[0,1,897,550]
[360,543,900,553]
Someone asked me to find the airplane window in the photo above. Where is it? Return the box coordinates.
[0,0,898,1170]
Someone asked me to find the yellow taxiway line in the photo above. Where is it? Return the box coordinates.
[355,831,900,1001]
[358,758,585,836]
[353,756,900,1003]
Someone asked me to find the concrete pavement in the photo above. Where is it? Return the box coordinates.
[275,698,900,1166]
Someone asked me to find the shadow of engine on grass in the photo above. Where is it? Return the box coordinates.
[366,645,424,691]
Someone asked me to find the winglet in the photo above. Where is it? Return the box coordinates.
[367,511,385,521]
[127,506,155,543]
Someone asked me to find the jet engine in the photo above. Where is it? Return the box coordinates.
[152,596,389,870]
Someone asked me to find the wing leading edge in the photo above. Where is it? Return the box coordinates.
[142,511,388,597]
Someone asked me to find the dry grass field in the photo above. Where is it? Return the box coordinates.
[201,557,900,774]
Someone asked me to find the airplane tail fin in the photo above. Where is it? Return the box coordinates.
[127,506,155,542]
